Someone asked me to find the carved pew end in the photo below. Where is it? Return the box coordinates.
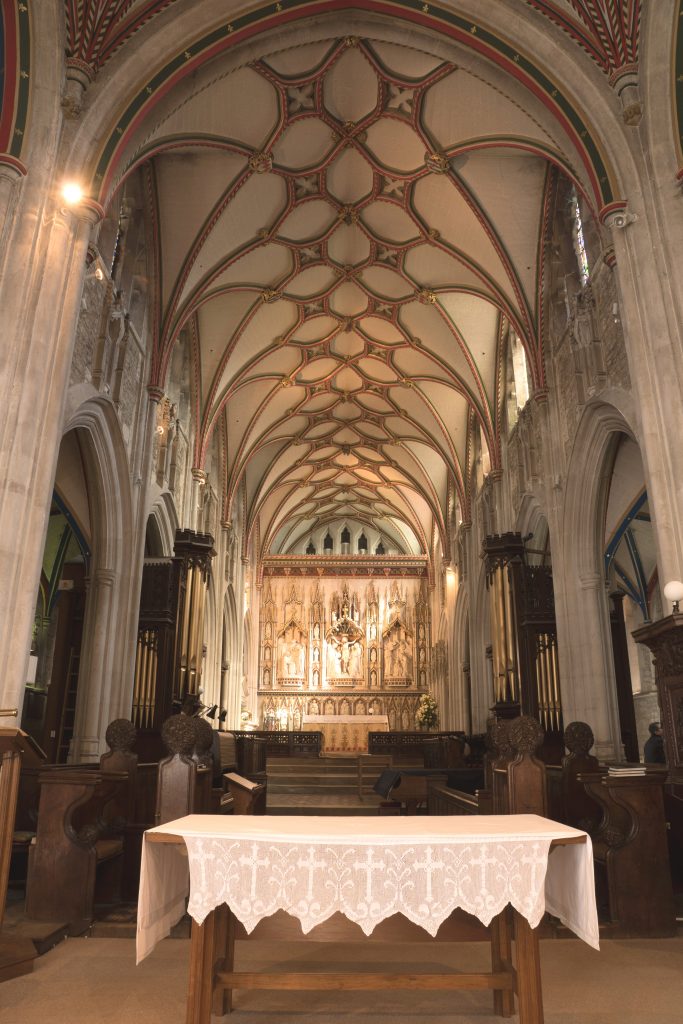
[224,773,266,815]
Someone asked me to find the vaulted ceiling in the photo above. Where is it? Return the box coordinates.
[102,20,601,559]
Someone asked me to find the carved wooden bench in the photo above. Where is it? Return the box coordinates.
[25,768,127,933]
[224,772,266,815]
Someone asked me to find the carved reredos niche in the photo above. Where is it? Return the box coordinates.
[258,574,430,729]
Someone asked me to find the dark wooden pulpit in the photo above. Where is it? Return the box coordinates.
[633,613,683,892]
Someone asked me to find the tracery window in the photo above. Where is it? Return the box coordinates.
[506,330,531,432]
[571,190,590,287]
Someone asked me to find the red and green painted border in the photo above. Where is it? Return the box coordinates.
[675,0,683,174]
[90,0,619,210]
[0,0,30,158]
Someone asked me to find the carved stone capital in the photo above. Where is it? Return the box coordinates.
[0,154,28,182]
[609,64,641,126]
[599,201,634,230]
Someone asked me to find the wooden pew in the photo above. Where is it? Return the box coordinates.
[98,719,162,902]
[428,782,479,816]
[495,716,547,816]
[426,717,505,817]
[423,734,467,770]
[155,716,211,826]
[546,721,603,831]
[578,768,676,936]
[234,733,267,786]
[374,762,456,814]
[426,716,548,818]
[25,768,127,934]
[224,773,266,815]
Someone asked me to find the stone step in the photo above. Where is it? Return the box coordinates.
[267,793,384,816]
[264,755,395,800]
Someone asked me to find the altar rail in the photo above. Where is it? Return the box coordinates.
[232,731,322,758]
[368,730,466,762]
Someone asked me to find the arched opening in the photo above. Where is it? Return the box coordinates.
[560,398,641,760]
[144,515,165,558]
[22,436,91,761]
[603,433,658,760]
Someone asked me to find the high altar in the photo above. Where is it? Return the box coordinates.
[257,559,431,731]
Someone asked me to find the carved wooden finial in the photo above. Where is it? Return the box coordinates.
[104,718,136,752]
[161,715,197,757]
[508,715,544,756]
[564,721,595,758]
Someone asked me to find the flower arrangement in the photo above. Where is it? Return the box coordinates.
[415,692,438,730]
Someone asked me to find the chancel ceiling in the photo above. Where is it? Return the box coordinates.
[103,25,601,560]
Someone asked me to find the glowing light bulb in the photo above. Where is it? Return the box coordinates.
[663,580,683,612]
[62,182,84,205]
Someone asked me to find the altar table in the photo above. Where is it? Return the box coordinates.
[137,814,599,1024]
[302,714,389,752]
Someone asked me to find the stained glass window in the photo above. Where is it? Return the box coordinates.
[572,191,590,286]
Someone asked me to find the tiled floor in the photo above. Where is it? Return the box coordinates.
[2,933,683,1024]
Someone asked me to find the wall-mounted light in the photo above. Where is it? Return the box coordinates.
[62,182,84,206]
[663,580,683,613]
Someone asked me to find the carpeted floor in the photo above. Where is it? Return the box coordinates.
[1,935,682,1024]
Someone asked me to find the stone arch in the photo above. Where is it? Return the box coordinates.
[515,494,549,558]
[60,396,136,760]
[147,493,177,556]
[564,393,640,578]
[65,5,640,214]
[557,393,641,759]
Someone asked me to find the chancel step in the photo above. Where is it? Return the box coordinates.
[266,755,393,815]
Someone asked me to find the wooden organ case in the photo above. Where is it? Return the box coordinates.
[483,532,564,761]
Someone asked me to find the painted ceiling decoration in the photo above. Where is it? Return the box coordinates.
[111,27,610,563]
[0,1,30,161]
[64,0,180,79]
[677,1,683,173]
[524,0,642,124]
[524,1,641,79]
[89,0,619,210]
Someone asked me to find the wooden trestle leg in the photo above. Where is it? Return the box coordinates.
[490,907,515,1017]
[513,910,544,1024]
[187,913,217,1024]
[186,906,236,1024]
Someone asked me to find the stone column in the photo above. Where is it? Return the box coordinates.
[601,207,683,584]
[0,157,27,275]
[0,194,102,721]
[70,568,116,762]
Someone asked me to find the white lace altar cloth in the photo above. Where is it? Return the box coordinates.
[136,814,599,963]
